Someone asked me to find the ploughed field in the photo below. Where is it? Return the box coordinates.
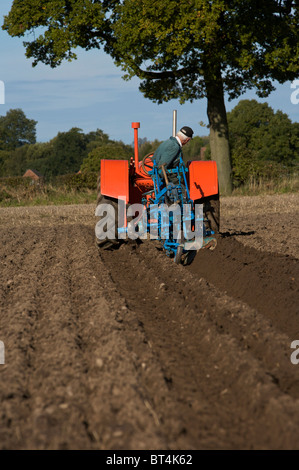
[0,193,298,450]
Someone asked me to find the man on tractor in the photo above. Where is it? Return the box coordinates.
[150,125,217,256]
[153,126,194,183]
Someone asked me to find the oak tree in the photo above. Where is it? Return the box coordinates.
[3,0,299,193]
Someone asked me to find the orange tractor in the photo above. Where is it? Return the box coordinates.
[95,119,219,264]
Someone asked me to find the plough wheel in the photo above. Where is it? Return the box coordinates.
[174,230,183,264]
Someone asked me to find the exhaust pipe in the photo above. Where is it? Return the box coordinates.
[132,122,140,168]
[172,110,177,137]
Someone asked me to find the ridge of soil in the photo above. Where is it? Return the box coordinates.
[0,194,298,449]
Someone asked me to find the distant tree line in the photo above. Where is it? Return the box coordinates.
[0,102,298,187]
[0,108,207,179]
[0,109,134,179]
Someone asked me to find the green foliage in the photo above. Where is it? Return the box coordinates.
[0,126,114,178]
[0,141,56,178]
[85,129,110,152]
[226,100,299,186]
[0,171,98,196]
[138,138,162,160]
[227,99,299,185]
[231,145,290,186]
[25,142,54,176]
[0,150,11,176]
[4,1,299,194]
[80,142,133,172]
[3,2,299,101]
[0,108,138,178]
[0,175,32,204]
[182,136,204,161]
[45,127,87,176]
[232,172,299,196]
[0,188,13,202]
[0,171,98,206]
[0,109,37,150]
[0,175,32,189]
[112,1,299,103]
[228,100,299,163]
[1,144,32,176]
[0,183,96,207]
[54,172,98,190]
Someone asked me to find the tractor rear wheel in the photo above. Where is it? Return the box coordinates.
[95,173,121,249]
[202,194,220,234]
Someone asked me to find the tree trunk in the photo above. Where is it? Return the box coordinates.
[205,69,233,195]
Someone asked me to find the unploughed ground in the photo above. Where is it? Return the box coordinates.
[0,193,298,449]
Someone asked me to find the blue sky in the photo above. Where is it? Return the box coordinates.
[0,0,298,145]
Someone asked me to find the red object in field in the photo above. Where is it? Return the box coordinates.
[101,159,129,203]
[188,160,218,199]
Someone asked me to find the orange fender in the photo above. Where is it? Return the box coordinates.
[188,160,218,200]
[100,160,129,203]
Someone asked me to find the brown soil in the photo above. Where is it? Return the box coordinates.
[0,194,298,449]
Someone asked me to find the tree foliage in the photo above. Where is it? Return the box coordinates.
[48,127,88,176]
[0,109,134,178]
[138,138,162,160]
[228,100,299,163]
[3,1,299,194]
[227,99,299,185]
[0,109,37,150]
[182,136,205,161]
[80,142,133,172]
[3,1,299,96]
[85,129,110,152]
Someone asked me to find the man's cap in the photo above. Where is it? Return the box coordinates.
[180,126,194,138]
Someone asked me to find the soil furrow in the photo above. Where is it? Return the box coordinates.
[0,196,298,450]
[99,239,299,449]
[187,236,299,338]
[62,224,168,449]
[0,227,58,447]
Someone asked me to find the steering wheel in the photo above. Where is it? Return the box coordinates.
[141,153,154,175]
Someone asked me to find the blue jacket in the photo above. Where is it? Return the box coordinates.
[153,137,182,169]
